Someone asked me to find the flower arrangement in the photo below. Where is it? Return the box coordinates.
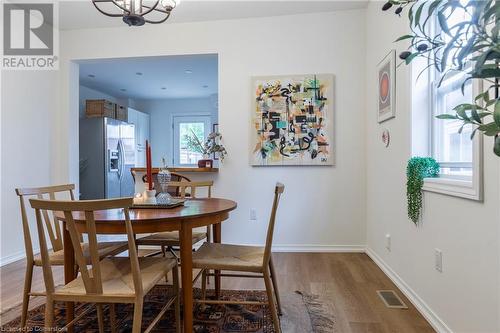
[406,157,440,224]
[184,130,228,161]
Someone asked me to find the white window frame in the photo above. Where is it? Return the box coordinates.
[423,85,484,201]
[412,11,484,201]
[172,115,211,167]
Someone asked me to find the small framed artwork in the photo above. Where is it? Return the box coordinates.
[377,50,396,123]
[212,123,219,160]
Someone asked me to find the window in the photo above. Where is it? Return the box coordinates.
[412,1,483,200]
[432,72,473,178]
[173,115,211,166]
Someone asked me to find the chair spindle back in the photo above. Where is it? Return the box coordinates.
[15,184,75,263]
[167,181,213,198]
[29,198,140,296]
[131,170,192,197]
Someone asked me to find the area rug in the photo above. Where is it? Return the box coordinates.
[1,287,334,332]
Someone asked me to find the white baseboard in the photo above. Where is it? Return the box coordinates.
[365,247,452,333]
[0,249,26,267]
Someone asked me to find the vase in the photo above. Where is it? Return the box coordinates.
[198,155,213,168]
[156,166,172,204]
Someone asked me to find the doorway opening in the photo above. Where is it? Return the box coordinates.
[75,54,219,200]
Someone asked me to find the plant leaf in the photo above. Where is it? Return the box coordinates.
[456,107,469,121]
[470,128,478,140]
[422,0,442,30]
[478,122,500,136]
[494,99,500,127]
[414,2,425,28]
[494,135,500,157]
[405,52,419,65]
[436,114,457,119]
[471,108,482,123]
[437,11,450,36]
[395,34,414,42]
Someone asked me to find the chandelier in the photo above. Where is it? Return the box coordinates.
[92,0,179,26]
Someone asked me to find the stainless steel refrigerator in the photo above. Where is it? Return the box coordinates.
[79,117,135,199]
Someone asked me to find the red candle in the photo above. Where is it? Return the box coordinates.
[147,146,153,190]
[145,140,153,190]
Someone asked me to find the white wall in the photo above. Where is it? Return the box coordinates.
[134,96,218,166]
[364,2,500,332]
[0,71,57,264]
[56,10,367,250]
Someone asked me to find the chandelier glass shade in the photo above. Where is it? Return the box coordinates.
[92,0,179,26]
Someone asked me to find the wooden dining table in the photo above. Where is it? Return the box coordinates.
[56,198,237,333]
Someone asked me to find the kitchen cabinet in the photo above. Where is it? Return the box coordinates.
[128,108,150,167]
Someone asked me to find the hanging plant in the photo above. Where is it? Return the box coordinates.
[407,157,440,224]
[382,0,500,156]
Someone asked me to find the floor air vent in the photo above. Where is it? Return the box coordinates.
[376,290,408,309]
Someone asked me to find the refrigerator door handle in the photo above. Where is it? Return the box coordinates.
[117,139,125,180]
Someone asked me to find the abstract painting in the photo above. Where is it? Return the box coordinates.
[377,50,396,123]
[251,74,334,166]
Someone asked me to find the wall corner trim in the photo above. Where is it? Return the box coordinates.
[365,247,453,333]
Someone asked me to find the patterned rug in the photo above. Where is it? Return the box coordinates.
[1,287,334,332]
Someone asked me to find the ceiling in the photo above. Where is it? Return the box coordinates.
[60,1,368,31]
[79,54,218,99]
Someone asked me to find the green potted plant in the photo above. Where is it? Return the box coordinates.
[382,0,500,156]
[407,157,440,224]
[185,130,227,167]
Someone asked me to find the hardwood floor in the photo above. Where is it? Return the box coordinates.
[0,253,435,332]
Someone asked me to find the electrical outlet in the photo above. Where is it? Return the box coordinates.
[385,234,391,251]
[435,248,443,272]
[250,209,257,221]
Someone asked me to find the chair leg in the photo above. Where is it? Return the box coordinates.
[161,245,166,257]
[132,300,144,333]
[44,297,54,330]
[201,269,207,300]
[205,229,211,286]
[96,304,105,333]
[20,262,34,328]
[269,256,282,315]
[264,268,281,333]
[109,304,117,333]
[172,265,181,333]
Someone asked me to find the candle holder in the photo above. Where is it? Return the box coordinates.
[133,193,143,204]
[156,158,173,204]
[143,189,157,204]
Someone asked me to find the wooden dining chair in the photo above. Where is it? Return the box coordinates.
[15,184,129,329]
[137,181,215,257]
[131,169,192,197]
[137,180,214,286]
[192,183,285,333]
[29,197,181,333]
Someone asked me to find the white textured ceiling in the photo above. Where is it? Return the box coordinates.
[79,54,218,99]
[60,0,368,31]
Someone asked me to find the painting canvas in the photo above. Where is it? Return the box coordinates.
[251,74,334,166]
[377,50,396,123]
